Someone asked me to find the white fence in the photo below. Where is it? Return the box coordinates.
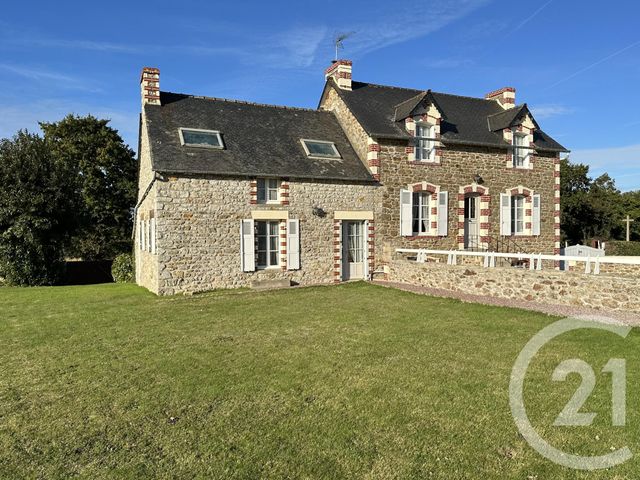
[396,248,640,275]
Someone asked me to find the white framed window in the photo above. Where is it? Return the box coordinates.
[256,220,280,268]
[257,178,280,204]
[511,195,525,234]
[512,130,527,167]
[300,139,341,158]
[412,192,430,235]
[415,123,435,161]
[178,128,224,149]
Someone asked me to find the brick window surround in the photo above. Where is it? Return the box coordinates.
[457,183,490,250]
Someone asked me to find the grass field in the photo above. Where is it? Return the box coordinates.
[0,282,638,479]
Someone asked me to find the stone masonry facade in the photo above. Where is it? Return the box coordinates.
[319,85,559,269]
[136,172,380,295]
[135,64,564,295]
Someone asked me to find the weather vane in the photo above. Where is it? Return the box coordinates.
[334,32,355,61]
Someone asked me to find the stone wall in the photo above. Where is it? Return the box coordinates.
[146,175,380,295]
[388,258,640,313]
[320,87,371,168]
[134,114,159,290]
[377,141,558,260]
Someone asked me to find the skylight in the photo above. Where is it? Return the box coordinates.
[301,139,341,158]
[179,128,224,149]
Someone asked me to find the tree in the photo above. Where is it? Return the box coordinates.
[560,158,593,244]
[620,190,640,241]
[588,173,623,239]
[0,131,76,285]
[560,158,632,244]
[40,115,137,260]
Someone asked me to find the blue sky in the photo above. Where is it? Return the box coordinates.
[1,0,639,190]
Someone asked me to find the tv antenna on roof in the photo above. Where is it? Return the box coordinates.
[334,31,355,61]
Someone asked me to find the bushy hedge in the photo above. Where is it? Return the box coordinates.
[605,240,640,256]
[111,253,134,283]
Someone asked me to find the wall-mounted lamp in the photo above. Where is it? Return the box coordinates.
[474,174,484,184]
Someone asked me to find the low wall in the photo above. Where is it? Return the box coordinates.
[388,259,640,313]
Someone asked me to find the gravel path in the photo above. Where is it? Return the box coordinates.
[373,280,640,326]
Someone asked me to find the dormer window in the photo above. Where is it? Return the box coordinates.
[257,178,280,204]
[512,129,528,167]
[301,139,341,158]
[179,128,224,149]
[415,123,435,161]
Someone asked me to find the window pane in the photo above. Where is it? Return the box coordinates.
[257,179,266,202]
[268,188,278,201]
[304,140,339,157]
[181,129,221,147]
[270,251,279,266]
[257,251,267,267]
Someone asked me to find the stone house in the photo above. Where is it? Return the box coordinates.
[135,62,567,295]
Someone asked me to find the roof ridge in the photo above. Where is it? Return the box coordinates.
[352,80,423,93]
[352,81,498,103]
[161,91,323,113]
[430,90,497,102]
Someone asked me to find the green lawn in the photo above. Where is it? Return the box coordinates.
[0,282,638,479]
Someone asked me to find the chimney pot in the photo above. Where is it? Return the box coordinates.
[485,86,515,109]
[140,67,161,106]
[325,59,352,91]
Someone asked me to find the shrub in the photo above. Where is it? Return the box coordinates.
[111,253,134,283]
[605,240,640,256]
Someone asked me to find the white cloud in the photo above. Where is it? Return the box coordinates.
[0,64,101,92]
[509,0,554,34]
[570,144,640,192]
[339,0,492,57]
[529,104,574,119]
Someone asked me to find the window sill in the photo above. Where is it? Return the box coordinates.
[408,160,440,166]
[256,266,281,271]
[403,234,445,239]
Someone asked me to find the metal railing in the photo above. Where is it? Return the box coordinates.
[399,248,640,275]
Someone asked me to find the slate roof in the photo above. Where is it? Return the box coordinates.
[144,92,374,182]
[487,104,540,132]
[324,81,568,152]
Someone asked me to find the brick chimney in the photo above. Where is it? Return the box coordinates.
[140,67,160,106]
[485,87,515,109]
[325,60,352,91]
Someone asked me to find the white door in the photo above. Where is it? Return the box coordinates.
[464,195,480,249]
[342,221,365,280]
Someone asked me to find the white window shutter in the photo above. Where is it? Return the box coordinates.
[141,219,146,251]
[437,191,448,236]
[146,220,151,252]
[363,220,370,279]
[400,189,413,236]
[500,193,512,236]
[150,218,157,254]
[241,219,255,272]
[532,194,541,236]
[287,219,300,270]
